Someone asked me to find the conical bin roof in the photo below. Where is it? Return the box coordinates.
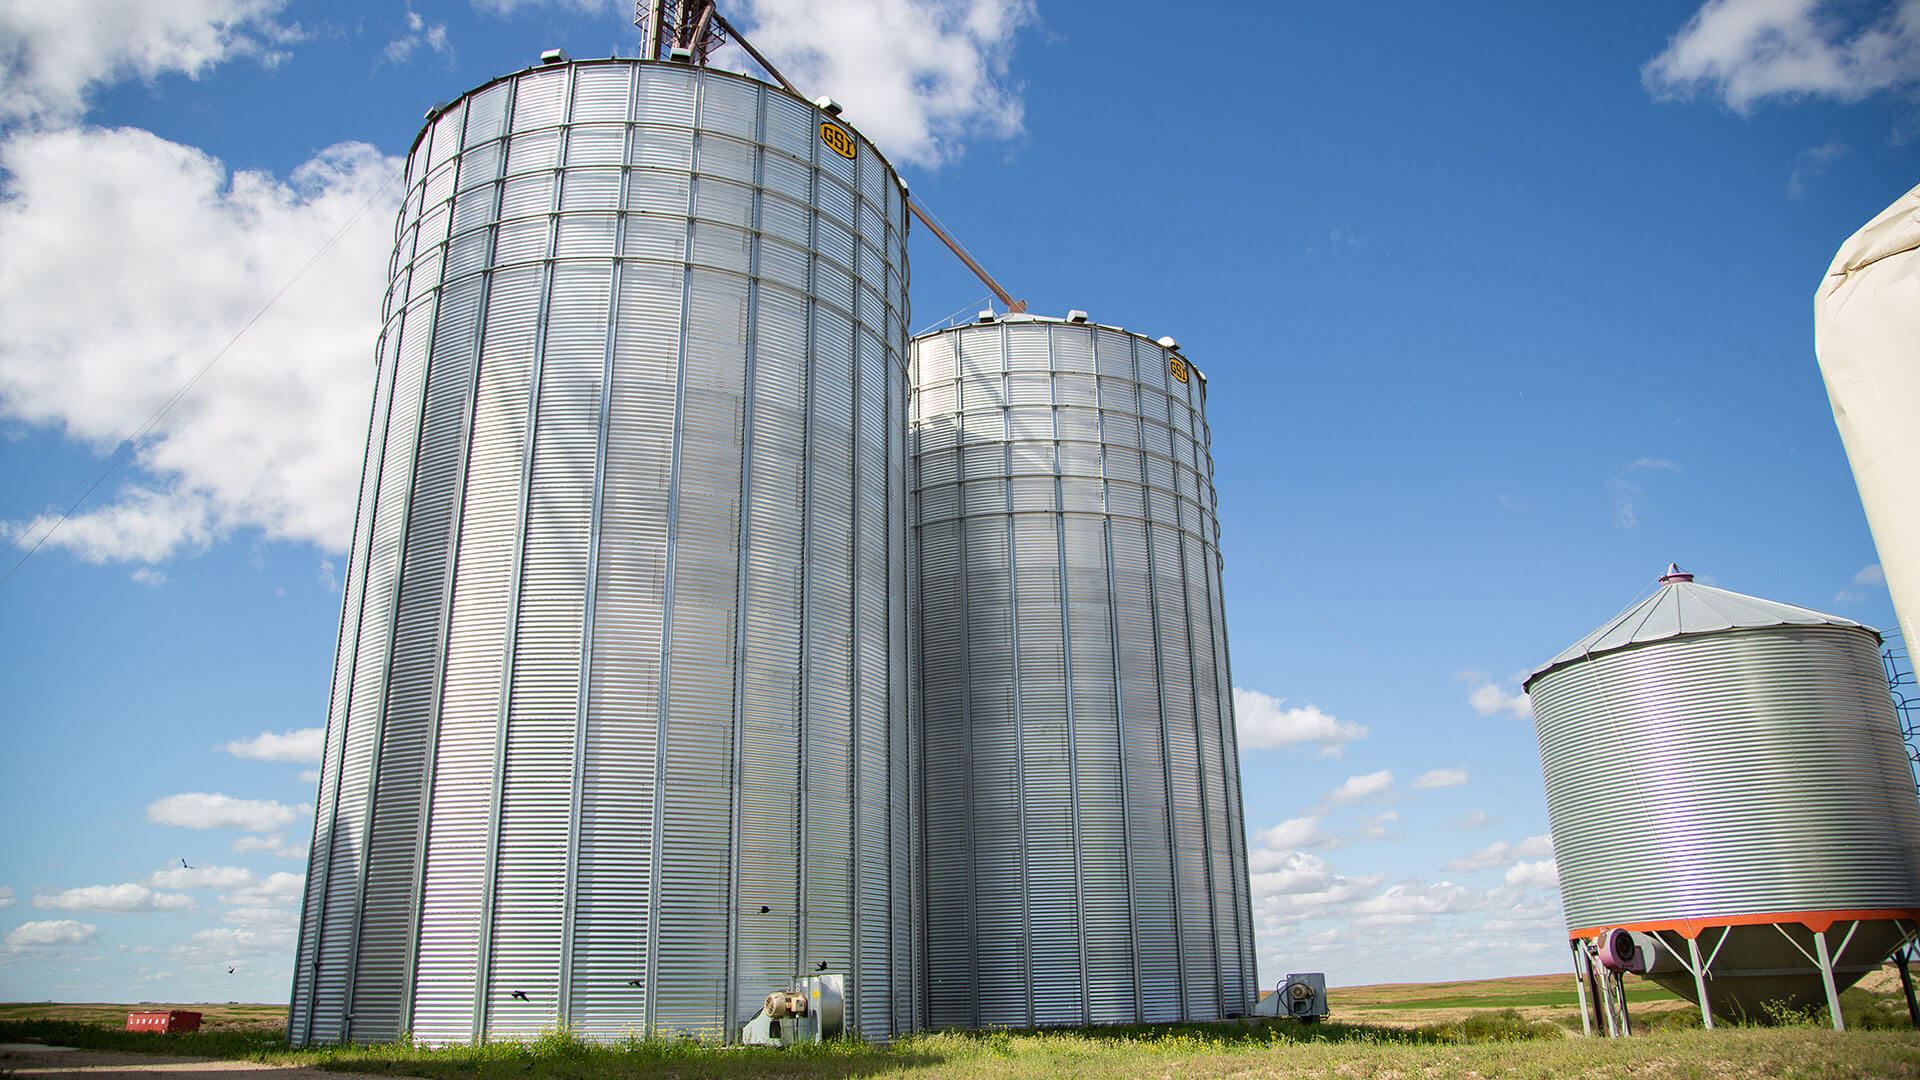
[1525,564,1873,689]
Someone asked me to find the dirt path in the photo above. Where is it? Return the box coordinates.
[0,1045,410,1080]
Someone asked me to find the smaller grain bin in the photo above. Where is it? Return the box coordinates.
[1526,565,1920,1028]
[909,312,1256,1028]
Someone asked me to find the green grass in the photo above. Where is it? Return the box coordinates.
[6,994,1920,1080]
[1,1015,1550,1078]
[12,1013,1920,1079]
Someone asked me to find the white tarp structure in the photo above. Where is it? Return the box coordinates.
[1815,182,1920,646]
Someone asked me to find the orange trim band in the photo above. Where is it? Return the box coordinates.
[1569,908,1920,940]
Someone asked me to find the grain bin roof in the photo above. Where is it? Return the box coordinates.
[1524,564,1875,689]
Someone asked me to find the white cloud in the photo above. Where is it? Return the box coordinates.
[1412,767,1468,789]
[1249,859,1378,923]
[1787,138,1848,197]
[147,792,302,832]
[468,0,613,12]
[1360,809,1402,841]
[32,883,194,913]
[222,871,304,908]
[1252,816,1336,855]
[1645,0,1920,112]
[1468,682,1533,718]
[0,127,399,568]
[129,566,168,587]
[220,906,297,929]
[383,6,452,65]
[1606,459,1680,529]
[1461,671,1534,720]
[1325,769,1394,805]
[232,833,308,859]
[6,919,97,948]
[1839,560,1888,603]
[0,886,12,908]
[1445,834,1556,872]
[1608,476,1642,528]
[220,727,323,763]
[144,864,257,890]
[1481,893,1564,935]
[1505,858,1561,890]
[1351,881,1483,928]
[1250,851,1343,897]
[176,923,296,958]
[1232,687,1368,756]
[1452,809,1499,830]
[0,0,300,123]
[733,0,1036,166]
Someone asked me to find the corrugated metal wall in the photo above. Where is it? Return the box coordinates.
[1531,625,1920,934]
[909,318,1256,1027]
[292,58,912,1046]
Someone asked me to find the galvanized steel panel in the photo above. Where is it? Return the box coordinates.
[1531,621,1920,935]
[292,59,911,1046]
[908,317,1254,1027]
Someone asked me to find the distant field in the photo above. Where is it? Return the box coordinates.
[0,1000,284,1030]
[1313,971,1691,1028]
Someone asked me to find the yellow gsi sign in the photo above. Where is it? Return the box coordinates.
[820,122,857,160]
[1169,355,1189,384]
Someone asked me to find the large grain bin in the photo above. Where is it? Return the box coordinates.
[291,57,913,1046]
[1527,565,1920,1024]
[909,313,1256,1027]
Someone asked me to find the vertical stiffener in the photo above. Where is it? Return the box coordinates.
[291,57,913,1045]
[909,313,1256,1027]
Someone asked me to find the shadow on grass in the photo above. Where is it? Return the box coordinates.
[296,1031,947,1080]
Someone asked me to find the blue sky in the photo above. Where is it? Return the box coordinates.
[1,0,1916,1005]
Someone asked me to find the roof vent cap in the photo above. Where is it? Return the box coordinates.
[540,48,570,65]
[1157,335,1181,351]
[1066,310,1089,323]
[667,45,693,61]
[814,96,844,116]
[1660,562,1694,584]
[977,310,996,323]
[424,102,450,119]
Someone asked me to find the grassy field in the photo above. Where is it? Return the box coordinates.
[5,1017,1920,1079]
[1322,970,1695,1028]
[4,973,1919,1080]
[0,999,284,1030]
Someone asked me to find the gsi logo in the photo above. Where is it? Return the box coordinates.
[820,122,857,160]
[1170,355,1189,383]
